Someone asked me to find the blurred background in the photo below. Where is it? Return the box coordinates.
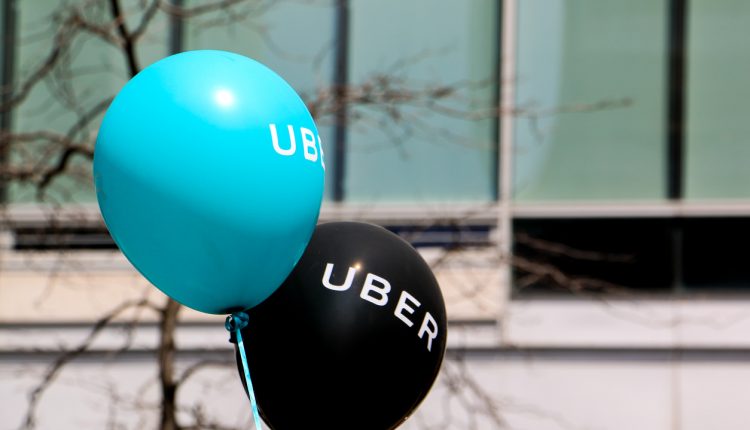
[2,0,750,429]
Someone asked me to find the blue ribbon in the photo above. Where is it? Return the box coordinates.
[226,312,263,430]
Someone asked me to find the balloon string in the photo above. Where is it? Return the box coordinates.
[226,312,263,430]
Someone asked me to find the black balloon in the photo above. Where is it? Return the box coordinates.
[235,221,447,430]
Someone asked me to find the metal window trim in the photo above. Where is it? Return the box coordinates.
[7,200,750,228]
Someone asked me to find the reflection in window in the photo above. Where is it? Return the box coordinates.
[344,0,498,203]
[514,0,668,201]
[513,218,674,295]
[184,0,337,199]
[682,218,750,291]
[8,0,168,203]
[685,1,750,199]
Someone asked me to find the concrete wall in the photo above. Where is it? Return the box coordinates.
[3,250,750,429]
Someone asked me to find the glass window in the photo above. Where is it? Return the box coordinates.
[514,217,750,296]
[345,0,498,203]
[514,0,668,201]
[513,218,675,295]
[684,1,750,199]
[184,0,337,199]
[184,0,334,97]
[9,0,168,203]
[682,218,750,291]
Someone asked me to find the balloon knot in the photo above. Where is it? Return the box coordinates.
[225,312,249,343]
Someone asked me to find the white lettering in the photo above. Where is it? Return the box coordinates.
[270,124,296,156]
[301,127,318,162]
[268,123,325,170]
[319,265,440,352]
[394,290,421,327]
[318,135,326,170]
[360,273,391,306]
[321,263,356,291]
[418,312,439,352]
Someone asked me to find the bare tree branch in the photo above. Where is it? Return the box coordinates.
[158,299,182,430]
[0,24,70,113]
[512,254,634,296]
[159,0,251,18]
[108,0,140,76]
[515,232,634,263]
[177,358,234,387]
[20,298,159,430]
[131,0,163,41]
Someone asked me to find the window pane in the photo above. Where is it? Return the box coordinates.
[685,1,750,199]
[682,218,750,291]
[513,218,674,295]
[345,0,498,203]
[9,0,168,203]
[184,0,337,199]
[514,0,668,201]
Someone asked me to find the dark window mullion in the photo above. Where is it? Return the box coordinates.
[332,0,349,202]
[492,0,502,201]
[667,0,689,293]
[667,0,688,200]
[0,0,17,203]
[169,0,184,55]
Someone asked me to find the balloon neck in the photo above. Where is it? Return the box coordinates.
[225,311,249,343]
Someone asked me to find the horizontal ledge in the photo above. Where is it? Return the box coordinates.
[511,200,750,218]
[5,201,750,228]
[449,346,750,361]
[0,318,497,330]
[0,203,501,227]
[6,346,750,362]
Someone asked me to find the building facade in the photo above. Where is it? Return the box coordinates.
[3,1,750,429]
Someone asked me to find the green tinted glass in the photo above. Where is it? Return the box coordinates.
[345,0,498,203]
[514,0,668,201]
[685,0,750,199]
[9,0,167,203]
[184,0,337,199]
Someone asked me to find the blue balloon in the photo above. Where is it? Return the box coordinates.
[94,50,325,314]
